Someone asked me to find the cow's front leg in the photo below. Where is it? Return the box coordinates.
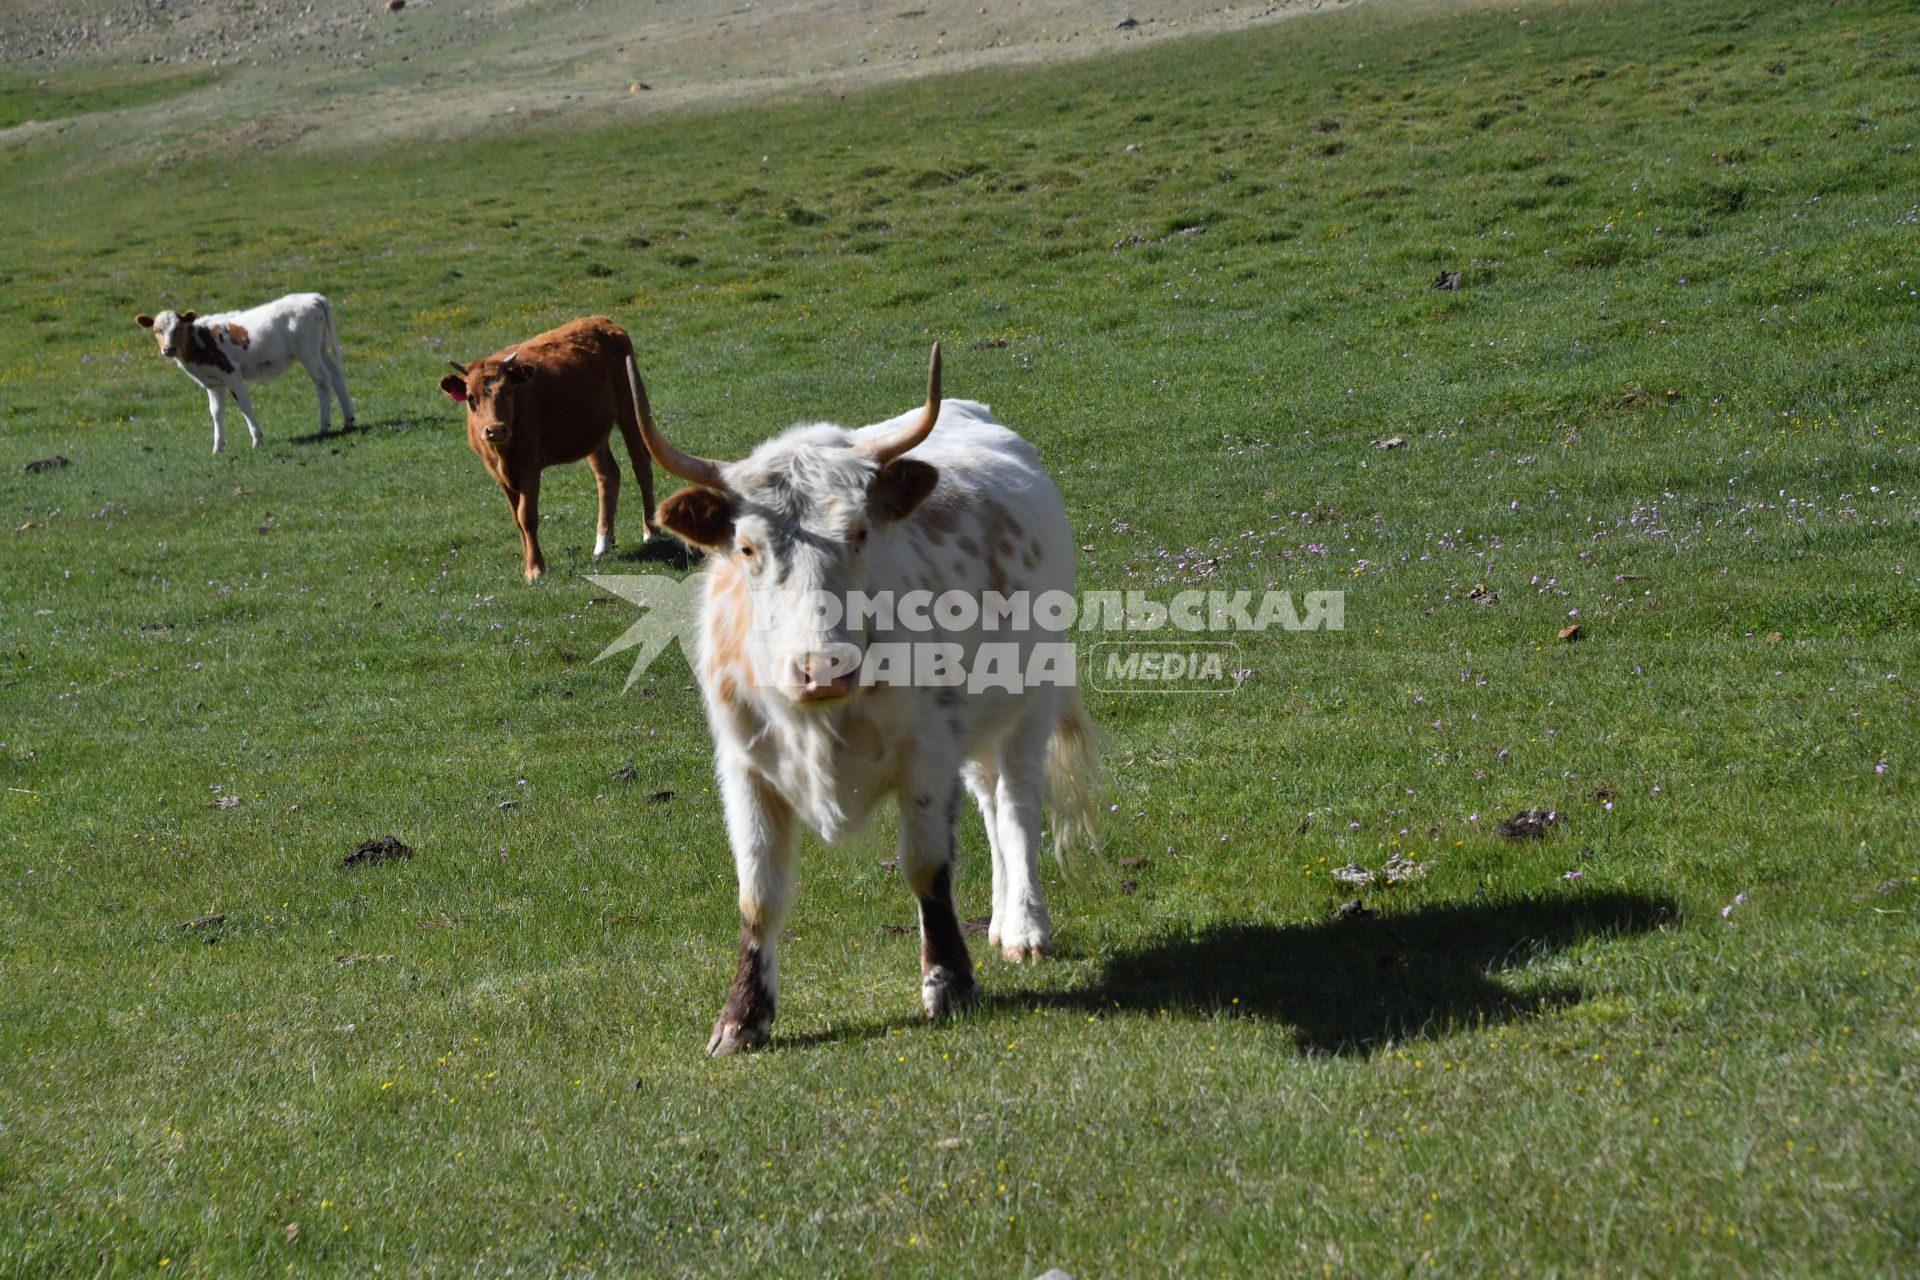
[709,763,797,1057]
[513,481,545,580]
[228,380,265,448]
[587,444,620,559]
[901,776,979,1019]
[204,386,228,454]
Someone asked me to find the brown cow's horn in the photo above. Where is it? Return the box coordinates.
[500,351,517,367]
[447,360,468,376]
[626,355,728,490]
[856,342,942,466]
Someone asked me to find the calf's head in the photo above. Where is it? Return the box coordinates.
[135,310,199,360]
[642,347,943,707]
[440,352,534,447]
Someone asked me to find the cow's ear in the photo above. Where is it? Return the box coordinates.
[505,360,535,384]
[179,311,197,324]
[869,459,939,522]
[657,486,735,551]
[135,314,155,329]
[439,373,468,402]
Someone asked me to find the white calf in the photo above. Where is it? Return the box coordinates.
[135,292,355,454]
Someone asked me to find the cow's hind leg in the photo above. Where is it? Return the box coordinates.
[308,366,334,435]
[992,697,1057,963]
[229,380,265,448]
[588,443,620,559]
[901,773,979,1019]
[324,354,356,429]
[709,765,798,1057]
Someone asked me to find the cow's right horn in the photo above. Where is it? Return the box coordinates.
[855,342,941,467]
[627,356,728,490]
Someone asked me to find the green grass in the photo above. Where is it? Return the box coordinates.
[3,0,1918,1274]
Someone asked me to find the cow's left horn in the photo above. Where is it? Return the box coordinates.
[500,351,517,367]
[447,360,468,376]
[856,342,941,467]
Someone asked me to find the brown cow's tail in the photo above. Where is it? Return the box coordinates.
[1045,684,1104,867]
[618,352,656,479]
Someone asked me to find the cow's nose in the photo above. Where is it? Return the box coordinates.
[483,426,507,443]
[791,652,857,703]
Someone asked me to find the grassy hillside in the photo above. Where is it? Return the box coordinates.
[1,0,1916,1275]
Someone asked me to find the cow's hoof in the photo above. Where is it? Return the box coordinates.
[1001,941,1051,964]
[525,568,545,583]
[593,536,612,559]
[249,435,263,448]
[707,1018,770,1058]
[921,966,980,1020]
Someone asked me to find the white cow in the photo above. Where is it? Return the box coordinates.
[633,346,1101,1056]
[135,292,355,454]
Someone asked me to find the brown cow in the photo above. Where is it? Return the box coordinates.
[439,317,658,580]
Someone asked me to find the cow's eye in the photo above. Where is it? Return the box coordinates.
[739,542,758,561]
[852,527,869,547]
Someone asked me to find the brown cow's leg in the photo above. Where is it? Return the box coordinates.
[514,482,544,580]
[637,453,658,536]
[709,769,798,1057]
[588,444,620,559]
[901,778,978,1019]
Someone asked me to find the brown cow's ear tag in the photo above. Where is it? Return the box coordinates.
[657,487,736,551]
[439,373,468,402]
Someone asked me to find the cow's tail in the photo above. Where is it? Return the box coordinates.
[618,352,657,485]
[320,295,345,366]
[1045,685,1104,866]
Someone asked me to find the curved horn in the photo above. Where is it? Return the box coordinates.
[856,342,942,466]
[500,351,517,367]
[447,360,468,376]
[626,355,728,490]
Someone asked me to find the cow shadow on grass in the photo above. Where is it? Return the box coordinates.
[1024,890,1679,1056]
[286,416,441,445]
[777,891,1676,1056]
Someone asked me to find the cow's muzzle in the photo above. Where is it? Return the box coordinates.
[788,649,860,705]
[482,426,509,444]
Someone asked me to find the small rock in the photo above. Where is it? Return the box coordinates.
[629,82,651,92]
[1371,436,1406,450]
[1331,862,1373,886]
[383,0,403,12]
[343,835,412,868]
[1113,16,1139,28]
[1558,623,1582,642]
[1381,854,1424,883]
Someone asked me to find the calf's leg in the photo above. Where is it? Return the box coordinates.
[204,386,229,455]
[900,775,979,1019]
[308,367,334,434]
[587,444,620,559]
[709,764,798,1057]
[324,353,356,428]
[228,380,265,448]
